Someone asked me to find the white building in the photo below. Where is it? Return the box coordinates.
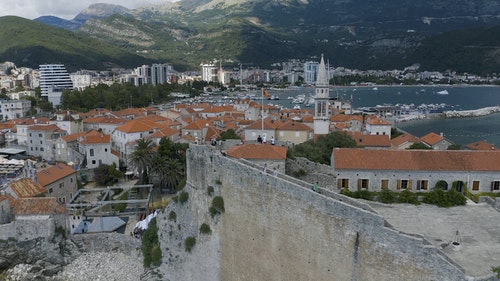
[201,63,218,82]
[70,74,92,91]
[303,61,319,84]
[0,100,31,121]
[120,63,173,86]
[78,133,118,169]
[39,64,73,107]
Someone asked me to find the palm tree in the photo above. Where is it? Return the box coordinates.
[129,138,156,184]
[150,154,168,190]
[165,159,185,191]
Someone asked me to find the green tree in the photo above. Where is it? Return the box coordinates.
[447,144,461,150]
[94,163,122,186]
[219,129,240,140]
[408,142,432,149]
[289,132,356,164]
[129,138,156,184]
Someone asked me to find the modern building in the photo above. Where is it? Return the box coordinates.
[303,61,319,84]
[39,64,73,106]
[201,63,218,82]
[119,63,173,86]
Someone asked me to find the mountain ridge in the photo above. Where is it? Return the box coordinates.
[7,0,500,74]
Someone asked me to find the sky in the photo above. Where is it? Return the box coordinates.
[0,0,172,20]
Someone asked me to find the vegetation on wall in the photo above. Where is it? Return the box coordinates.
[142,218,162,267]
[209,196,225,218]
[184,236,196,252]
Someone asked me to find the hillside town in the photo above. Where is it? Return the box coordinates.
[0,55,499,279]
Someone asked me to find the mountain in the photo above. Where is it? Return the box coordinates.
[12,0,500,74]
[35,3,130,30]
[0,16,154,71]
[74,0,500,73]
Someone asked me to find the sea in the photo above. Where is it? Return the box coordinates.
[262,85,500,147]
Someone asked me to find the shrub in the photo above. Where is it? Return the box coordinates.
[142,218,162,267]
[207,186,214,196]
[292,169,307,177]
[112,192,129,212]
[178,191,189,204]
[435,180,448,190]
[209,196,225,218]
[397,190,420,205]
[379,189,395,204]
[352,189,372,200]
[423,189,466,207]
[168,211,177,221]
[199,223,211,234]
[184,236,196,252]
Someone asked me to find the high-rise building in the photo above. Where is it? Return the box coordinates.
[201,63,218,82]
[304,61,319,85]
[39,64,73,107]
[120,63,173,86]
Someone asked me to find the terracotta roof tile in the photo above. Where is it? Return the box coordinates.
[333,148,500,171]
[12,197,66,215]
[391,133,420,147]
[420,132,444,146]
[465,140,496,151]
[28,124,61,131]
[79,134,111,145]
[245,119,280,130]
[277,121,312,131]
[226,144,287,160]
[37,163,76,186]
[9,178,47,198]
[83,116,126,125]
[116,119,158,133]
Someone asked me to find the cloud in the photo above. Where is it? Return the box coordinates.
[0,0,170,20]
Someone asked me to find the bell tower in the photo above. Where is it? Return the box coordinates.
[313,54,330,136]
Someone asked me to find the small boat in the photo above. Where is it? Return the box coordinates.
[372,87,378,91]
[293,105,301,110]
[437,90,449,95]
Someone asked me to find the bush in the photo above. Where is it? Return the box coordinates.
[112,192,129,212]
[423,188,466,207]
[142,218,162,267]
[184,236,196,252]
[199,223,211,234]
[397,190,420,205]
[207,186,214,196]
[379,189,395,204]
[435,180,448,190]
[352,189,372,200]
[168,211,177,221]
[178,191,189,204]
[209,196,225,218]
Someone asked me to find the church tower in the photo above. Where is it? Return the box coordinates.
[313,54,330,136]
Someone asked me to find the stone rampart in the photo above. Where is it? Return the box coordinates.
[157,145,475,281]
[0,216,54,241]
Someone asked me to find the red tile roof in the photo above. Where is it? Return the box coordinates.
[12,197,66,215]
[116,119,158,133]
[465,140,496,151]
[350,132,391,147]
[83,116,126,125]
[37,163,76,186]
[9,178,47,198]
[333,148,500,171]
[245,119,280,130]
[79,134,111,145]
[277,121,312,131]
[226,144,287,160]
[28,124,61,131]
[420,132,444,146]
[391,133,420,147]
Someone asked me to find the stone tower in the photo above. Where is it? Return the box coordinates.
[313,54,330,136]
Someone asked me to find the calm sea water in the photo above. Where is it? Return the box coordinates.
[266,85,500,146]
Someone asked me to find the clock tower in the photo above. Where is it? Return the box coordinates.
[313,54,330,136]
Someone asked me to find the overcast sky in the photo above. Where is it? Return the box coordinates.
[0,0,172,20]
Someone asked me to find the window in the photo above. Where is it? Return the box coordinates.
[90,149,94,156]
[492,181,500,191]
[40,148,44,151]
[92,160,96,165]
[398,179,409,190]
[338,178,349,189]
[59,183,64,189]
[358,179,369,189]
[48,188,53,193]
[38,133,42,137]
[295,132,300,138]
[416,180,428,190]
[381,179,389,189]
[105,148,108,152]
[472,181,480,191]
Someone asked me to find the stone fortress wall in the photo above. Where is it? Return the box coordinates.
[157,144,495,281]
